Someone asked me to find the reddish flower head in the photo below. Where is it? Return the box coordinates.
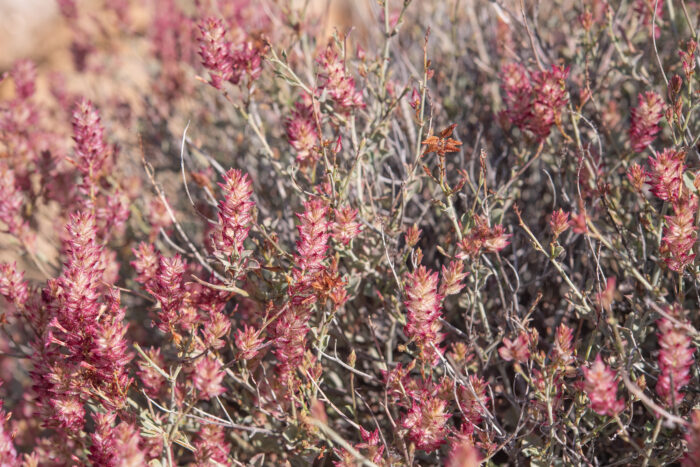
[656,314,694,407]
[582,355,624,416]
[198,17,233,89]
[210,169,255,261]
[647,148,686,203]
[287,100,320,166]
[498,333,530,364]
[193,356,227,400]
[403,266,444,364]
[332,205,362,245]
[630,91,664,152]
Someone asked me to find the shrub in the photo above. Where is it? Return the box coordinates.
[0,0,699,465]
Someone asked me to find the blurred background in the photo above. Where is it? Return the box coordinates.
[0,0,365,70]
[0,0,62,69]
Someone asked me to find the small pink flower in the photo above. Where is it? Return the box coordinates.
[193,424,231,465]
[569,211,588,234]
[295,198,331,273]
[287,100,320,166]
[147,254,187,333]
[629,91,664,152]
[137,347,166,398]
[500,63,569,139]
[457,375,489,426]
[89,412,146,466]
[401,396,450,452]
[0,262,29,307]
[131,242,159,287]
[596,277,616,311]
[647,148,685,203]
[679,40,697,80]
[193,356,226,400]
[50,394,86,434]
[404,266,444,365]
[147,197,172,239]
[439,261,468,296]
[550,208,570,239]
[210,168,255,261]
[528,65,570,139]
[197,17,233,89]
[332,205,362,245]
[457,216,511,258]
[202,310,231,350]
[10,59,36,100]
[656,313,694,407]
[627,163,648,191]
[500,62,532,129]
[553,324,575,363]
[317,44,364,113]
[660,194,697,272]
[498,333,530,363]
[0,163,29,237]
[235,324,265,360]
[72,98,110,182]
[211,169,255,266]
[582,355,624,416]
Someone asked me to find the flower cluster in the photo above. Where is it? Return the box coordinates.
[499,332,531,364]
[403,266,444,364]
[286,100,320,166]
[457,215,511,258]
[71,99,110,207]
[332,205,362,245]
[647,148,685,202]
[273,199,331,387]
[401,388,451,452]
[644,148,698,271]
[88,412,145,466]
[656,309,695,407]
[582,355,625,416]
[210,169,255,262]
[501,63,570,139]
[0,163,29,239]
[317,44,364,112]
[334,427,384,466]
[629,91,664,152]
[660,194,698,272]
[198,17,261,89]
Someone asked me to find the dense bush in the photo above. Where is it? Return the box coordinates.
[1,0,699,465]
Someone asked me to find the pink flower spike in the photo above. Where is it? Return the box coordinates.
[582,355,624,416]
[403,265,444,364]
[287,100,320,166]
[193,356,227,400]
[656,313,694,407]
[629,91,664,152]
[197,17,233,89]
[235,324,265,360]
[332,205,362,245]
[550,208,570,239]
[210,168,255,261]
[647,148,686,203]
